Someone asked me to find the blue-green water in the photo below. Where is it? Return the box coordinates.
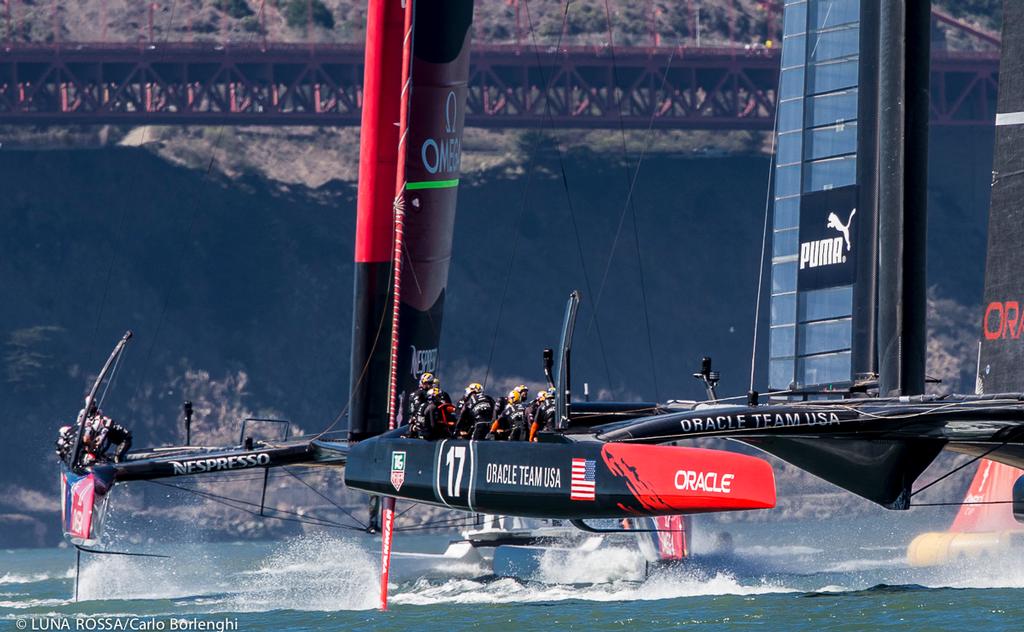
[3,530,1023,631]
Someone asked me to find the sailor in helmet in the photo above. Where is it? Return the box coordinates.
[454,382,497,439]
[427,386,456,439]
[490,385,530,441]
[78,398,133,466]
[405,372,435,435]
[528,387,557,442]
[55,425,75,462]
[408,385,454,440]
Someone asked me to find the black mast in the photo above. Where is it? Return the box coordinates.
[876,0,930,397]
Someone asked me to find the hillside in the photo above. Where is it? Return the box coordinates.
[0,121,994,547]
[0,0,1003,548]
[2,0,1000,50]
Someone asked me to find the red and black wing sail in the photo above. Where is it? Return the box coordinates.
[348,0,474,441]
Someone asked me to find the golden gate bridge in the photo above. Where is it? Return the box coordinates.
[0,6,999,128]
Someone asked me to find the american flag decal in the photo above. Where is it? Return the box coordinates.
[570,458,597,501]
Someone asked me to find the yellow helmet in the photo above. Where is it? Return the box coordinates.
[508,385,529,405]
[465,382,483,397]
[419,372,436,389]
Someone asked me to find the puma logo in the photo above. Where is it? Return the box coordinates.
[799,207,856,271]
[826,208,856,251]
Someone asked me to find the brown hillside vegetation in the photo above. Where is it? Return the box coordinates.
[0,0,1000,50]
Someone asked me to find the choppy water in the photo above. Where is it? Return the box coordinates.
[3,526,1023,630]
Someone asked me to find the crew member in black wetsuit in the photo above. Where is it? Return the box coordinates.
[427,386,456,439]
[407,372,436,420]
[529,387,557,442]
[406,372,436,437]
[55,425,75,462]
[490,385,529,441]
[409,384,455,440]
[454,382,497,439]
[80,404,133,465]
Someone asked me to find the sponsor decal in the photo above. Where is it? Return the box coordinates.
[601,444,776,513]
[484,462,561,489]
[654,515,685,560]
[420,90,462,176]
[170,452,270,476]
[677,410,844,433]
[391,451,407,492]
[800,209,856,270]
[69,475,95,539]
[674,470,734,494]
[410,345,438,379]
[797,185,858,291]
[380,499,395,585]
[983,301,1024,340]
[570,458,597,501]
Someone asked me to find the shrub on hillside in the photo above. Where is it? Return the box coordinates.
[216,0,253,20]
[282,0,335,31]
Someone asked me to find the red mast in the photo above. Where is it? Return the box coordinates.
[379,0,415,612]
[349,0,407,443]
[387,0,415,433]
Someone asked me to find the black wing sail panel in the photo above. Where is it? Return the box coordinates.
[979,1,1024,394]
[348,0,474,439]
[394,0,474,404]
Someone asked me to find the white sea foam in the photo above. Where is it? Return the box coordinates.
[822,558,906,573]
[228,534,378,612]
[922,554,1024,590]
[0,569,74,585]
[734,545,824,558]
[0,598,68,609]
[814,584,852,593]
[533,546,646,584]
[391,565,796,607]
[76,552,215,602]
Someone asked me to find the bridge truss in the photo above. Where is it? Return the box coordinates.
[0,43,998,128]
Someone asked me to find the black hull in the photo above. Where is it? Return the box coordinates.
[337,434,776,520]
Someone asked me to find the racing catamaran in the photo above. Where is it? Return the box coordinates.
[338,0,1024,598]
[59,0,1024,609]
[56,0,772,607]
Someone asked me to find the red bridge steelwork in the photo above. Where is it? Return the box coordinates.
[0,43,998,128]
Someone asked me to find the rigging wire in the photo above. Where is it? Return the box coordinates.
[601,0,662,401]
[481,0,575,390]
[146,479,364,532]
[282,466,367,529]
[552,143,616,393]
[913,500,1018,507]
[91,0,180,343]
[748,79,781,393]
[520,0,617,394]
[313,246,397,439]
[400,239,440,344]
[139,0,250,388]
[911,441,1012,497]
[123,0,372,443]
[96,342,126,410]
